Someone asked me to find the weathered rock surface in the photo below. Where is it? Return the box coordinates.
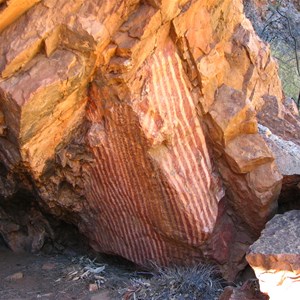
[259,124,300,176]
[220,281,269,300]
[257,95,300,211]
[246,210,300,300]
[0,0,299,281]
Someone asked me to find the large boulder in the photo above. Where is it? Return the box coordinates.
[246,210,300,300]
[0,0,299,280]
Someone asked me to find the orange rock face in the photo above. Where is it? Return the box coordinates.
[84,40,223,267]
[0,0,299,280]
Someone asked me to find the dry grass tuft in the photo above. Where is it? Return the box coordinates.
[118,264,223,300]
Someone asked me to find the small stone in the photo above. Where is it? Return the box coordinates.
[5,272,24,281]
[42,263,56,270]
[37,293,53,298]
[89,283,99,292]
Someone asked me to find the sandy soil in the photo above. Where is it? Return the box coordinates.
[0,245,233,300]
[0,246,113,300]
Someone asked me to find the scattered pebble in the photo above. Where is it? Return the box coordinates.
[89,283,99,292]
[5,272,24,281]
[37,293,53,298]
[42,263,56,270]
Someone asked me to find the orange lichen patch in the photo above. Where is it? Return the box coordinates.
[0,0,41,33]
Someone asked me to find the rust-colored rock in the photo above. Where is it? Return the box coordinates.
[220,281,269,300]
[0,0,299,281]
[0,0,41,33]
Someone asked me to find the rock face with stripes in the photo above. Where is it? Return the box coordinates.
[0,0,298,280]
[84,40,223,267]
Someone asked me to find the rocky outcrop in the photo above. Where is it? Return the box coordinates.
[259,124,300,177]
[246,210,300,300]
[257,93,300,211]
[0,0,299,281]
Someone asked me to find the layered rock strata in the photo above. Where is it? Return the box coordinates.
[0,0,299,280]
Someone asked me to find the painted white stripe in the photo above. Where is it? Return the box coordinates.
[120,106,166,263]
[88,183,118,251]
[150,55,194,247]
[158,53,211,236]
[174,53,212,184]
[92,152,133,257]
[153,54,203,244]
[89,163,124,255]
[93,143,143,262]
[104,119,147,264]
[172,54,219,225]
[166,54,216,232]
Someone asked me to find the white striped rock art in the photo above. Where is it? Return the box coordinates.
[84,41,223,267]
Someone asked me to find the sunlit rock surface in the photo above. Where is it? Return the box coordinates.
[0,0,299,280]
[246,210,300,300]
